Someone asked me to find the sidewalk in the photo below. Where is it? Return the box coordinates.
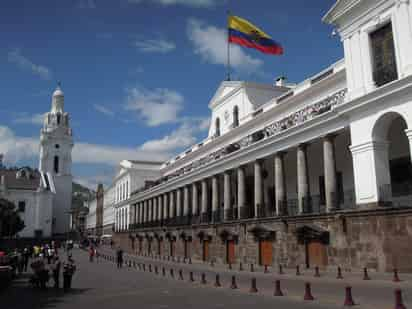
[98,246,411,309]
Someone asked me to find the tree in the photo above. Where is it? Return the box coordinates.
[0,198,25,237]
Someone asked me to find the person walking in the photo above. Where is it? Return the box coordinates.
[51,256,61,289]
[23,247,30,272]
[89,246,95,263]
[63,256,76,292]
[116,247,123,269]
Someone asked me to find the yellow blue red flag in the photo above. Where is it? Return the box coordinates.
[228,15,283,55]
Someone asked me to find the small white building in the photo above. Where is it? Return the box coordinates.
[0,86,74,238]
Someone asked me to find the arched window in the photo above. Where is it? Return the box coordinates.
[54,156,59,173]
[233,105,239,128]
[215,117,221,137]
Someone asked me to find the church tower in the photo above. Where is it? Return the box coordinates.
[39,84,74,235]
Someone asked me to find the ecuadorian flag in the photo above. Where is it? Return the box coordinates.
[228,15,283,55]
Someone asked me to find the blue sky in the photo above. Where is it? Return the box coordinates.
[0,0,341,189]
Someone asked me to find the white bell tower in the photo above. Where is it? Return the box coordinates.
[39,84,74,235]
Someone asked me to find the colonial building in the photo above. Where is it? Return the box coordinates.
[114,0,412,272]
[0,85,74,238]
[86,159,162,238]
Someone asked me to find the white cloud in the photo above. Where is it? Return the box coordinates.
[8,49,52,80]
[93,104,114,117]
[74,175,113,190]
[187,19,263,73]
[13,113,45,125]
[128,0,217,8]
[0,126,39,165]
[134,39,176,53]
[77,0,96,9]
[125,87,184,126]
[140,123,196,152]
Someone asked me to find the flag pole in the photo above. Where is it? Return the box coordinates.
[227,10,231,81]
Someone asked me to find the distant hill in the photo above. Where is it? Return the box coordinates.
[72,182,94,210]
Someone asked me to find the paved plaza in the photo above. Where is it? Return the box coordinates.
[2,248,411,309]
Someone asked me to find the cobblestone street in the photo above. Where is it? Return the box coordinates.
[2,249,411,309]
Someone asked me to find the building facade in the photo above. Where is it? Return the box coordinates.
[113,0,412,273]
[0,86,74,238]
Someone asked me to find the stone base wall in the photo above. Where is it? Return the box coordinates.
[113,208,412,272]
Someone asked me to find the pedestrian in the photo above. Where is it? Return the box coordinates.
[23,247,30,272]
[116,247,123,269]
[17,250,24,275]
[95,248,99,263]
[63,256,76,292]
[89,246,94,263]
[51,256,61,289]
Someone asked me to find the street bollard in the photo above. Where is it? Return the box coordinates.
[363,267,370,280]
[304,282,314,301]
[249,278,258,293]
[337,266,343,279]
[230,276,238,289]
[344,286,355,306]
[189,271,195,282]
[214,274,221,287]
[274,280,283,296]
[201,273,207,284]
[278,264,284,275]
[394,289,407,309]
[314,266,320,277]
[296,265,301,276]
[393,268,401,283]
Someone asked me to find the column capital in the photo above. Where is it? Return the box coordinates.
[322,132,339,141]
[297,142,310,150]
[274,150,287,158]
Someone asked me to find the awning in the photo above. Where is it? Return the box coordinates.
[218,229,239,241]
[165,231,177,240]
[179,231,193,241]
[196,230,213,241]
[248,225,276,240]
[295,224,330,244]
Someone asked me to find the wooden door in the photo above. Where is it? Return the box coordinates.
[203,240,209,261]
[170,241,175,257]
[226,240,235,264]
[158,240,162,255]
[307,241,328,268]
[184,241,189,259]
[259,240,273,266]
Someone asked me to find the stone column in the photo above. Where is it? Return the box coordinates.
[192,183,199,218]
[158,196,163,224]
[324,134,338,211]
[183,186,190,223]
[169,191,175,219]
[163,194,169,222]
[224,171,232,221]
[254,160,264,218]
[237,166,246,219]
[201,179,208,222]
[144,200,148,224]
[153,198,158,225]
[176,188,182,220]
[297,144,310,214]
[212,175,219,222]
[148,199,153,223]
[274,152,287,216]
[395,0,412,76]
[138,203,142,225]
